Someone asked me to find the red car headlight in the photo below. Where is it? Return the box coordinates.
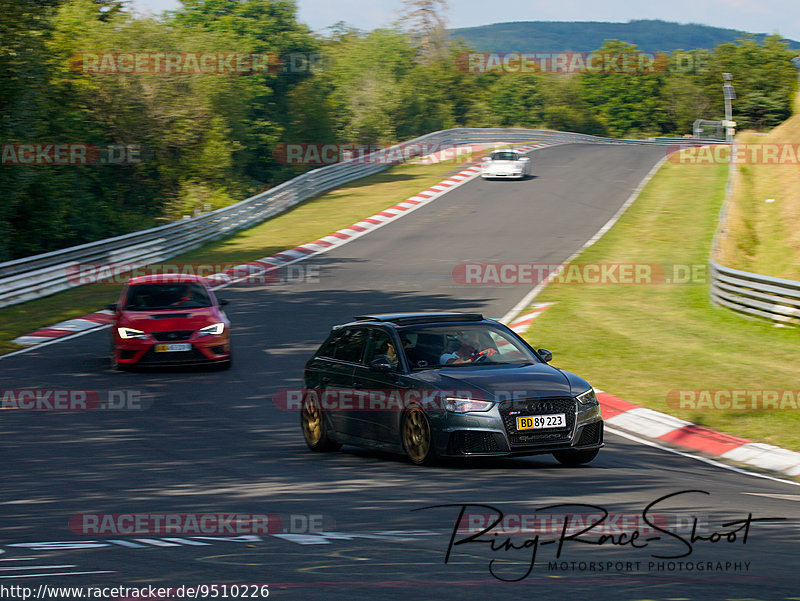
[117,327,147,340]
[197,322,225,337]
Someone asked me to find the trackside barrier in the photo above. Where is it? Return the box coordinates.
[709,139,800,326]
[0,128,719,308]
[709,262,800,325]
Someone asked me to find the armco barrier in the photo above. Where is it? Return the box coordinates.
[708,140,800,326]
[710,261,800,325]
[0,128,713,308]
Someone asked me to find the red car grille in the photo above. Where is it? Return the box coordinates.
[151,330,194,342]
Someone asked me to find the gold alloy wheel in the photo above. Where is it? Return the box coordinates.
[301,396,322,447]
[403,408,432,464]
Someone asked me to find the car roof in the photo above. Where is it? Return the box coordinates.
[126,274,209,286]
[348,312,486,327]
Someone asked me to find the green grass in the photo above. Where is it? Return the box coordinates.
[0,157,476,355]
[522,158,800,451]
[717,105,800,280]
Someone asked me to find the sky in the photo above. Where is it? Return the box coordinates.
[129,0,800,43]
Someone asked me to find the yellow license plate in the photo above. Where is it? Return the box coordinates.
[516,413,566,430]
[155,343,192,352]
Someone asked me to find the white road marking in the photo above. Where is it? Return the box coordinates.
[0,564,76,571]
[605,407,690,438]
[107,539,147,548]
[133,538,180,547]
[271,534,331,545]
[742,492,800,501]
[605,425,800,488]
[271,530,442,545]
[0,570,115,579]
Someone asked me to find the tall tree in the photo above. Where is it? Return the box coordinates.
[579,40,669,137]
[397,0,449,63]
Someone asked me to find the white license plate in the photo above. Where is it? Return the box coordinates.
[155,343,192,353]
[516,413,566,430]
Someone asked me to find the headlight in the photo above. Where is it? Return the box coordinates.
[444,397,494,413]
[576,388,598,406]
[118,327,147,340]
[198,322,225,337]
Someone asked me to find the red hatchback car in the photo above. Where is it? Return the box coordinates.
[108,274,231,369]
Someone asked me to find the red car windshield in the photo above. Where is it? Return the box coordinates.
[124,283,212,310]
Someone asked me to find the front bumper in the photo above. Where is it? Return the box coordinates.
[432,398,603,457]
[481,170,524,179]
[114,333,230,366]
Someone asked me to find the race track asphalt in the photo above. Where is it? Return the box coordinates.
[1,142,798,601]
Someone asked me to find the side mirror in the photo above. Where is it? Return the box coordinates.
[370,356,393,372]
[537,348,553,363]
[106,303,117,312]
[219,299,229,306]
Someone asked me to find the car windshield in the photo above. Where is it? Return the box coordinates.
[491,152,518,161]
[398,324,539,369]
[124,283,212,310]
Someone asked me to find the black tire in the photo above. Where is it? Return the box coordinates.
[110,349,128,371]
[110,339,119,371]
[301,394,341,452]
[402,407,437,466]
[552,448,599,466]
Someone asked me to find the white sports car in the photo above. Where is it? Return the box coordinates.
[480,149,531,179]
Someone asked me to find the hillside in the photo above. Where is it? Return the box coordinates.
[717,92,800,280]
[449,19,800,52]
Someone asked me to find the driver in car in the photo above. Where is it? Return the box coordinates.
[439,331,497,365]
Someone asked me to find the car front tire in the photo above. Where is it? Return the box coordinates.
[402,407,437,466]
[552,448,599,466]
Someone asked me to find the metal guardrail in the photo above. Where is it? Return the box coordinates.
[710,261,800,325]
[709,138,800,326]
[0,127,701,309]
